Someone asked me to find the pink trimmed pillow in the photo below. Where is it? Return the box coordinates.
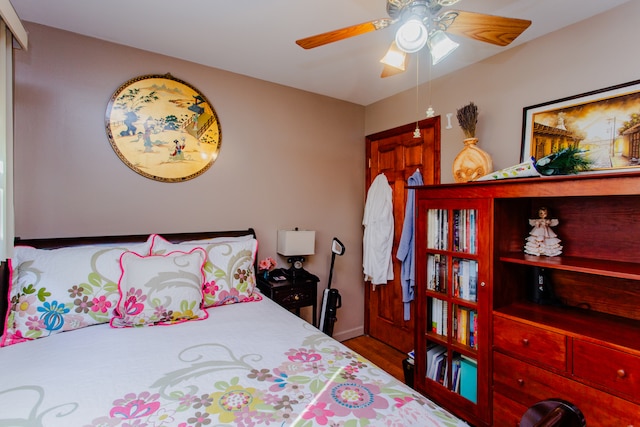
[110,248,208,328]
[1,238,153,347]
[150,234,261,307]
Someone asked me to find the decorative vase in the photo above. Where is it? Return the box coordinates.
[452,137,493,183]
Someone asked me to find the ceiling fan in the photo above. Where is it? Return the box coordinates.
[296,0,531,77]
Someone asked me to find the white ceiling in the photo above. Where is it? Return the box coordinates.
[11,0,631,106]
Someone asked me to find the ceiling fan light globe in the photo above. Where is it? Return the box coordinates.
[437,0,461,6]
[395,18,428,53]
[428,30,459,65]
[380,42,407,70]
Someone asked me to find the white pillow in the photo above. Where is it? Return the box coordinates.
[110,248,208,328]
[1,237,153,347]
[180,234,254,244]
[150,234,261,307]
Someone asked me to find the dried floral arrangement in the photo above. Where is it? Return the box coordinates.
[456,102,479,138]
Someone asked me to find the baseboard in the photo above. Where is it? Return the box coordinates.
[334,325,364,342]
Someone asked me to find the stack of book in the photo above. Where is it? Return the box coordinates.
[427,209,449,250]
[452,209,477,254]
[451,258,478,302]
[430,298,448,336]
[427,254,447,293]
[453,307,478,349]
[426,344,447,384]
[425,344,477,403]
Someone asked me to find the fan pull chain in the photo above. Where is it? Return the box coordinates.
[426,55,435,118]
[413,56,421,138]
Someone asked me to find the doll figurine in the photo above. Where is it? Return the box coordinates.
[524,207,563,256]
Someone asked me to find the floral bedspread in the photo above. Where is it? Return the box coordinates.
[0,296,467,427]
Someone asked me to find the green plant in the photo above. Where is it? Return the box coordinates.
[534,147,592,175]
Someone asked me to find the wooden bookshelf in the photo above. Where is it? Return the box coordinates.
[414,172,640,426]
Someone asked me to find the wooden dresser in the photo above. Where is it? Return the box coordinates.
[414,172,640,426]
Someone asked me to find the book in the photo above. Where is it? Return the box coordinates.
[441,301,448,337]
[459,355,477,403]
[452,258,460,298]
[427,255,436,291]
[459,259,470,300]
[426,345,446,379]
[469,209,476,254]
[441,209,449,250]
[468,260,478,302]
[433,353,446,383]
[436,299,444,336]
[428,209,436,248]
[456,307,469,345]
[431,298,448,336]
[472,310,478,349]
[434,255,441,292]
[469,311,475,348]
[452,356,461,392]
[453,210,460,251]
[440,256,447,293]
[465,209,471,253]
[431,298,439,333]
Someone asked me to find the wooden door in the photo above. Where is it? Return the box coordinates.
[364,117,440,352]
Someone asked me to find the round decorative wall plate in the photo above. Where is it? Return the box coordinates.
[105,73,221,182]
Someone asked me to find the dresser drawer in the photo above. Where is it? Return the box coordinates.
[272,286,314,308]
[493,352,640,425]
[493,315,567,371]
[492,391,527,427]
[573,339,640,404]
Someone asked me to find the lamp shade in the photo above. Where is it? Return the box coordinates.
[380,41,407,71]
[277,230,315,256]
[427,30,459,65]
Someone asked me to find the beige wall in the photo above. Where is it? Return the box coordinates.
[366,1,640,183]
[14,23,366,340]
[13,1,640,341]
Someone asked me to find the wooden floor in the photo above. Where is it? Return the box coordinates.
[341,335,407,383]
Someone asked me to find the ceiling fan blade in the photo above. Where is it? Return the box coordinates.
[296,18,393,49]
[445,10,531,47]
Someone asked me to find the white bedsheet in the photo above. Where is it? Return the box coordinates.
[0,294,467,427]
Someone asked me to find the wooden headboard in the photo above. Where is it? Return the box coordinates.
[0,228,256,334]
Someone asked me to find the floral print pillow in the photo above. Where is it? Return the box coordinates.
[1,238,153,347]
[110,248,208,328]
[150,235,261,308]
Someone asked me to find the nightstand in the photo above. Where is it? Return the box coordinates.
[257,271,319,326]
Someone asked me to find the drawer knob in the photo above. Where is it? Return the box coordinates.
[617,369,626,379]
[522,338,529,346]
[480,281,486,287]
[294,294,300,301]
[517,378,525,386]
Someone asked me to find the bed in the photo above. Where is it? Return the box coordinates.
[0,229,467,427]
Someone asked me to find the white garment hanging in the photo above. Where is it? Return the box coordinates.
[363,173,394,285]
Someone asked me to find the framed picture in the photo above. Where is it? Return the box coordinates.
[105,74,221,182]
[521,79,640,173]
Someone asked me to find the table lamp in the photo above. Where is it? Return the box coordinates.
[277,228,315,278]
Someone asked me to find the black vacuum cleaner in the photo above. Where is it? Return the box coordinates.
[319,237,345,337]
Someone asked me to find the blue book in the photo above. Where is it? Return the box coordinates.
[460,355,477,403]
[469,260,478,302]
[469,210,476,254]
